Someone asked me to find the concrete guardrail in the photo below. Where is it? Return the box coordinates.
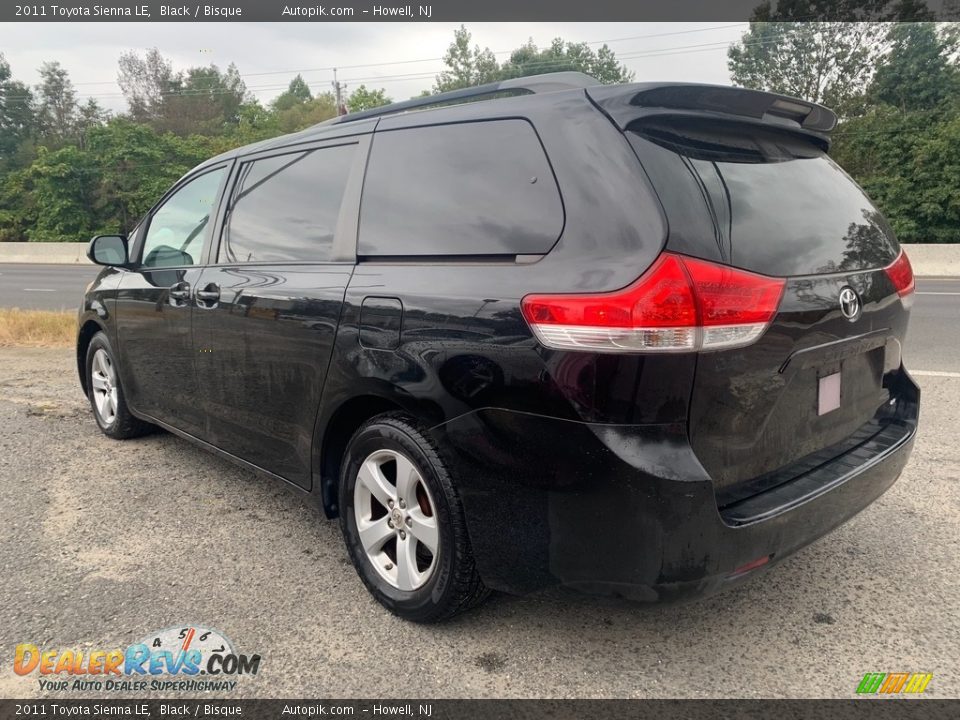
[0,242,957,276]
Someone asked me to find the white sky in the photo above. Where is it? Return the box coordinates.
[2,22,748,112]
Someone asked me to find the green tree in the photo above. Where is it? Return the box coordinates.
[347,85,391,112]
[21,144,99,241]
[36,61,78,146]
[117,48,176,125]
[118,50,248,135]
[273,92,338,133]
[870,22,958,111]
[434,25,501,92]
[0,54,35,167]
[75,99,109,150]
[433,26,633,93]
[728,22,888,114]
[499,37,633,84]
[272,74,313,111]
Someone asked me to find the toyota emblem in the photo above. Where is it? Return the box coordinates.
[839,286,861,321]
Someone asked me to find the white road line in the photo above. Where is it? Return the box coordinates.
[916,291,960,296]
[911,370,960,378]
[22,288,55,292]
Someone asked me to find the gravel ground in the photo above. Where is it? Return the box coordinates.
[0,347,957,699]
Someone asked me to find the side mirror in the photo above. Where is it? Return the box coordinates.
[87,235,128,267]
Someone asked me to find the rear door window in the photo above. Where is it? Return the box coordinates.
[628,123,899,277]
[359,119,563,257]
[220,143,357,264]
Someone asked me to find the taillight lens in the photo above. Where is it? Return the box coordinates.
[884,250,915,299]
[521,252,785,353]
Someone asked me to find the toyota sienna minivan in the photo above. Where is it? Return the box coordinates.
[78,73,919,622]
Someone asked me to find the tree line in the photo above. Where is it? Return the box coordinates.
[0,19,957,243]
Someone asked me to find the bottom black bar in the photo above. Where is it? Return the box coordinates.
[0,699,957,720]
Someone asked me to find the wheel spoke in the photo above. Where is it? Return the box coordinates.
[407,508,438,553]
[357,516,393,553]
[357,459,395,508]
[394,454,419,508]
[90,374,108,391]
[395,535,420,592]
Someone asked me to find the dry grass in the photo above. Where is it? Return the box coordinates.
[0,308,75,347]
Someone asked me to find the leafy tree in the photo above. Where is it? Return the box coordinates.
[434,25,501,92]
[499,37,633,84]
[21,144,99,241]
[0,55,35,167]
[273,92,338,133]
[117,48,176,124]
[347,85,391,112]
[36,61,78,146]
[75,99,110,150]
[870,22,958,111]
[433,26,633,92]
[162,63,247,135]
[273,74,313,111]
[118,50,248,135]
[728,22,888,114]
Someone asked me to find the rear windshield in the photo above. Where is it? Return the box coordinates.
[628,121,899,277]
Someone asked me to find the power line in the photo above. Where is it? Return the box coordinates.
[61,23,749,88]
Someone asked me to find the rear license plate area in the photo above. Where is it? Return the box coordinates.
[818,371,841,415]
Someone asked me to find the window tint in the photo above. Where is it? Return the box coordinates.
[359,120,563,256]
[142,168,226,268]
[220,143,357,264]
[627,123,898,276]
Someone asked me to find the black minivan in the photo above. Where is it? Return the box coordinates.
[78,72,919,622]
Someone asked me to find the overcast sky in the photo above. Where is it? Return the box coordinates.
[2,22,748,112]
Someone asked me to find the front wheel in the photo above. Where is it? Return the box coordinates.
[85,332,153,439]
[339,413,490,622]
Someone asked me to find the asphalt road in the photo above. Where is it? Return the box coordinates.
[2,263,959,372]
[0,308,958,698]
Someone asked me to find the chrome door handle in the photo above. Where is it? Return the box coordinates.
[168,282,190,306]
[196,284,220,309]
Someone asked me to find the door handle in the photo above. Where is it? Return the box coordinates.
[196,283,220,309]
[168,282,190,306]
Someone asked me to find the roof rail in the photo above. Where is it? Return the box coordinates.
[326,71,599,126]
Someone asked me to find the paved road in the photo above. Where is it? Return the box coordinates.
[2,264,958,373]
[0,348,956,699]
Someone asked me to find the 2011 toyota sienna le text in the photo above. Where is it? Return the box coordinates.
[78,73,919,622]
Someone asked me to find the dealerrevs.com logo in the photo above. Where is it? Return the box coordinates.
[13,626,261,693]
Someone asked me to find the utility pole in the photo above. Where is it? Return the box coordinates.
[332,68,347,116]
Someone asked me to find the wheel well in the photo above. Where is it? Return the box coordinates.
[76,320,103,396]
[319,395,404,518]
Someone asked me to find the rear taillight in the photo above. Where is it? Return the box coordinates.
[521,252,786,353]
[884,250,915,300]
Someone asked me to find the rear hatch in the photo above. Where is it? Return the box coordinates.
[588,84,916,504]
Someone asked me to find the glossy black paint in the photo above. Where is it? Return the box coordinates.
[78,82,919,602]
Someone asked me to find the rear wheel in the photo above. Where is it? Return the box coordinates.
[85,332,153,439]
[339,413,489,622]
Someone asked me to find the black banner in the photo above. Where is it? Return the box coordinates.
[2,0,958,22]
[0,700,958,720]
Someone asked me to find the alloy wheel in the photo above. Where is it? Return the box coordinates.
[353,449,439,591]
[90,348,119,426]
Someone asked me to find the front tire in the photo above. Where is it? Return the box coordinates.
[85,332,153,439]
[339,413,490,622]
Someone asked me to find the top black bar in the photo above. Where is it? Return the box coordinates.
[3,0,957,22]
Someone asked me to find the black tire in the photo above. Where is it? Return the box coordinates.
[339,412,490,622]
[85,331,153,440]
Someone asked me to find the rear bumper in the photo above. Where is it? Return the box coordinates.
[429,370,919,601]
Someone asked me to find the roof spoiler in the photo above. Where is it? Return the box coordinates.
[587,83,837,144]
